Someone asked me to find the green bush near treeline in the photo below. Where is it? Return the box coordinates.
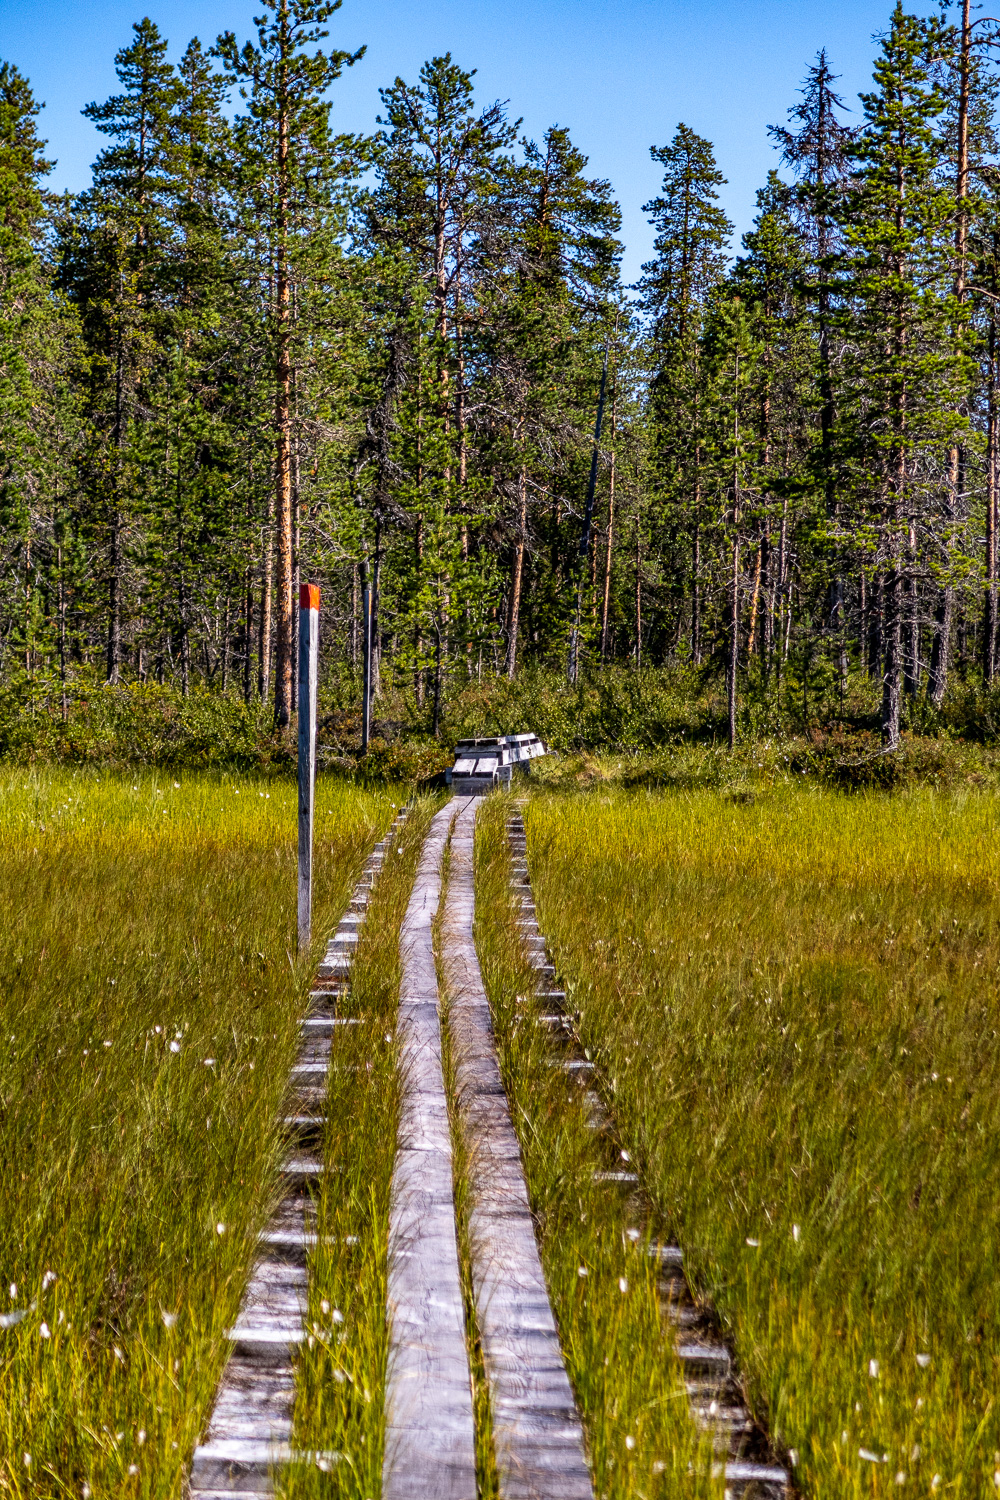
[7,663,1000,788]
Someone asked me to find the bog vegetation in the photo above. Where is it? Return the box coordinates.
[524,784,1000,1496]
[6,0,1000,757]
[0,769,391,1495]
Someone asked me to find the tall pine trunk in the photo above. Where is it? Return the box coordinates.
[273,53,293,729]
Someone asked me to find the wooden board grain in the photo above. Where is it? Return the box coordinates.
[442,798,594,1500]
[382,799,478,1500]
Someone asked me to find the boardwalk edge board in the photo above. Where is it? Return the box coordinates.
[188,804,411,1497]
[443,797,594,1500]
[505,809,792,1499]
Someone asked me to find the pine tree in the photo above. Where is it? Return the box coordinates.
[215,0,364,727]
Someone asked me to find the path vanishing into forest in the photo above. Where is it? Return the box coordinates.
[188,793,790,1497]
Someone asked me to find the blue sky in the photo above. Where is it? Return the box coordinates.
[2,0,898,281]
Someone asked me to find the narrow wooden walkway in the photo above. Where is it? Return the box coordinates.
[189,812,406,1496]
[382,798,478,1500]
[443,798,593,1500]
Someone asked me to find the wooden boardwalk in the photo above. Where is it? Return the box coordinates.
[443,798,593,1500]
[382,799,478,1500]
[188,813,405,1497]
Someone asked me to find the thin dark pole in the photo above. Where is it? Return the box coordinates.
[361,580,372,754]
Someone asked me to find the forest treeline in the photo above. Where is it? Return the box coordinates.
[3,0,1000,749]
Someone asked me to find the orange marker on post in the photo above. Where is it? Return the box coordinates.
[298,583,321,951]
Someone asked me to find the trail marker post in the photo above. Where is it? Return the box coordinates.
[361,580,372,754]
[298,583,320,952]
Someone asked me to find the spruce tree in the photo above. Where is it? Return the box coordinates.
[638,125,732,662]
[838,3,968,745]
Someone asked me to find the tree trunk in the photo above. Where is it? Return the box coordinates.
[505,462,527,678]
[600,443,615,662]
[107,511,121,685]
[291,363,300,715]
[986,346,998,684]
[747,537,762,656]
[728,531,739,750]
[882,549,903,748]
[258,489,274,702]
[635,516,642,669]
[273,85,294,729]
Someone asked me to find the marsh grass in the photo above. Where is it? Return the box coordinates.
[281,795,438,1499]
[472,797,716,1499]
[523,784,1000,1497]
[0,768,393,1496]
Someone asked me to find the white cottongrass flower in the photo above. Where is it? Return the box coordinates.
[216,1222,226,1235]
[128,1465,138,1476]
[788,1450,799,1467]
[621,1150,631,1162]
[577,1266,588,1278]
[746,1238,760,1248]
[625,1435,635,1450]
[173,782,180,789]
[895,1473,907,1485]
[23,1454,30,1468]
[993,1471,1000,1489]
[859,1449,886,1464]
[161,1310,177,1329]
[869,1358,880,1378]
[41,1271,56,1290]
[320,1300,330,1315]
[82,1486,91,1498]
[8,1283,15,1299]
[169,1041,181,1054]
[332,1308,344,1324]
[203,1058,215,1067]
[39,1323,50,1339]
[626,1228,640,1242]
[137,1430,146,1445]
[792,1223,801,1242]
[113,1346,124,1362]
[618,1277,629,1294]
[932,1477,941,1490]
[916,1353,931,1368]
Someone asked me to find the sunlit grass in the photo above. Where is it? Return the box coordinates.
[0,768,393,1496]
[522,784,1000,1497]
[473,797,715,1499]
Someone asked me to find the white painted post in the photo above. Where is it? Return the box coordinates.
[297,582,320,952]
[361,581,372,754]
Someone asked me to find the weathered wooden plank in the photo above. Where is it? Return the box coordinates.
[383,799,477,1500]
[443,798,593,1500]
[191,807,409,1497]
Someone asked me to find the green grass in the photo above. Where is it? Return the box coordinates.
[472,797,715,1500]
[522,784,1000,1497]
[282,795,439,1499]
[0,768,394,1497]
